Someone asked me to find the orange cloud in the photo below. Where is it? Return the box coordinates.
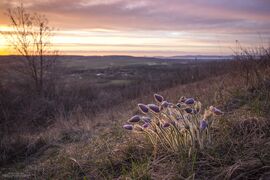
[0,0,269,56]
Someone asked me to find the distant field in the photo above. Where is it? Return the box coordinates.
[0,55,226,85]
[0,55,232,118]
[57,58,227,91]
[0,55,230,69]
[0,55,232,95]
[59,56,171,69]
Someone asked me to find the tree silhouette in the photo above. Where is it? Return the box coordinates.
[1,4,57,94]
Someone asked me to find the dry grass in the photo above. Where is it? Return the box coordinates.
[1,52,270,179]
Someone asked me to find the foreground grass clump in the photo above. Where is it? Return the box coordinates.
[123,94,223,154]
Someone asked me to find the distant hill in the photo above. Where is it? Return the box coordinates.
[0,55,234,62]
[155,55,234,61]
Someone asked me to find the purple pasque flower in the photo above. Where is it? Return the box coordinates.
[128,115,141,123]
[142,116,151,123]
[185,108,193,114]
[154,94,164,103]
[176,116,182,121]
[163,122,170,128]
[161,101,170,108]
[193,109,198,114]
[179,96,187,103]
[199,120,208,130]
[148,104,160,113]
[123,124,133,130]
[170,121,176,126]
[142,123,149,128]
[210,106,224,115]
[185,98,195,105]
[138,103,149,114]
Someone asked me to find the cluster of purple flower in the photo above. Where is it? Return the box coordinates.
[123,93,224,151]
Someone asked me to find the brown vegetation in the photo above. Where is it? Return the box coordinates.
[0,47,269,179]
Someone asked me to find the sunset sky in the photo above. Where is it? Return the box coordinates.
[0,0,270,56]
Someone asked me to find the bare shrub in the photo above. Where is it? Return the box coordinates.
[233,43,270,89]
[1,4,58,94]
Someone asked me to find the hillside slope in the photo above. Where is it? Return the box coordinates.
[1,71,269,179]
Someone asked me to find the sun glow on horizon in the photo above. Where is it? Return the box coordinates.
[0,26,269,56]
[0,26,14,55]
[0,34,9,55]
